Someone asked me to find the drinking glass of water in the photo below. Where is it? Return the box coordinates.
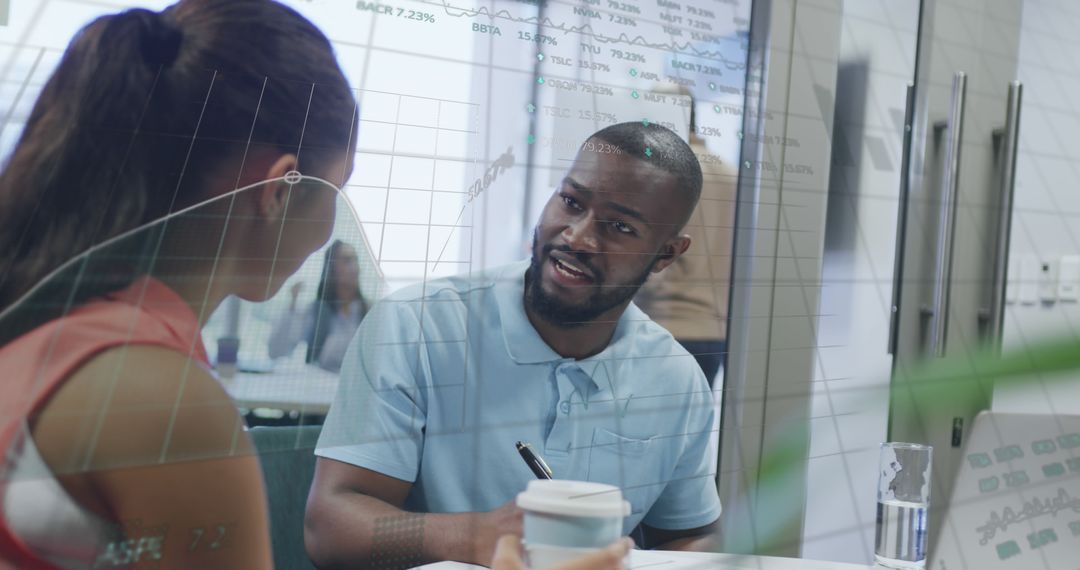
[875,442,932,568]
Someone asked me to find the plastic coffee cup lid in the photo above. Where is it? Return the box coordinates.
[516,480,631,518]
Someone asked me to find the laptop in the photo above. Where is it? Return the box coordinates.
[930,412,1080,569]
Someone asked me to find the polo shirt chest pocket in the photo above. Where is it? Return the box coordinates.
[585,428,662,517]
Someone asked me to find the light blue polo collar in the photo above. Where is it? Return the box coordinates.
[493,260,643,379]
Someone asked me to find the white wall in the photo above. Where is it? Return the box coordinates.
[994,0,1080,414]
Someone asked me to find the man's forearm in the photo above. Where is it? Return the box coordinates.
[376,510,484,565]
[305,492,484,569]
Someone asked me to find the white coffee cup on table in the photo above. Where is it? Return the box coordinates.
[515,480,631,570]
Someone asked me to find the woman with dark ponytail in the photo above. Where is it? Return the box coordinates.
[0,1,357,567]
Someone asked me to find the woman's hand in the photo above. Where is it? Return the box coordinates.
[490,535,633,570]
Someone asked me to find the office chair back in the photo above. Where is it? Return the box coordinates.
[250,425,322,570]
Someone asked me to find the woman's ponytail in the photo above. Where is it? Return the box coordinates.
[0,0,356,311]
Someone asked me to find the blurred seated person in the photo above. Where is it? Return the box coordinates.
[305,123,721,568]
[635,89,736,387]
[268,240,369,372]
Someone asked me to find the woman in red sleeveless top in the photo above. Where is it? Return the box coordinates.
[0,1,635,569]
[0,1,357,567]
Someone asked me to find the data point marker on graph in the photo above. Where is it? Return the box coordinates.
[709,82,717,90]
[714,105,722,113]
[537,77,545,85]
[537,53,545,62]
[631,90,639,99]
[737,131,744,139]
[526,103,536,113]
[642,119,650,127]
[527,134,535,145]
[644,147,652,158]
[630,68,637,77]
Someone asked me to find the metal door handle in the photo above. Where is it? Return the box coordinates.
[929,72,967,357]
[989,81,1022,352]
[888,83,917,355]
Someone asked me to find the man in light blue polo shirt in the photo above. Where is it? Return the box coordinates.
[306,122,721,568]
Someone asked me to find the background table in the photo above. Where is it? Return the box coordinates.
[224,363,339,416]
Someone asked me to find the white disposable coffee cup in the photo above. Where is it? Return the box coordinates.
[516,480,630,569]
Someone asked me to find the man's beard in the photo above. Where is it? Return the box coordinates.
[524,237,659,328]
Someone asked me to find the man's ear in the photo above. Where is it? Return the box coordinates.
[255,154,300,219]
[651,235,691,273]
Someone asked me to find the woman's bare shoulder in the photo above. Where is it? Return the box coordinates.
[31,344,250,475]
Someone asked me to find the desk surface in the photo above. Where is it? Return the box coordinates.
[415,550,875,569]
[223,363,339,414]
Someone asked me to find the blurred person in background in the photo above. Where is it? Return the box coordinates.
[269,240,369,373]
[635,88,737,387]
